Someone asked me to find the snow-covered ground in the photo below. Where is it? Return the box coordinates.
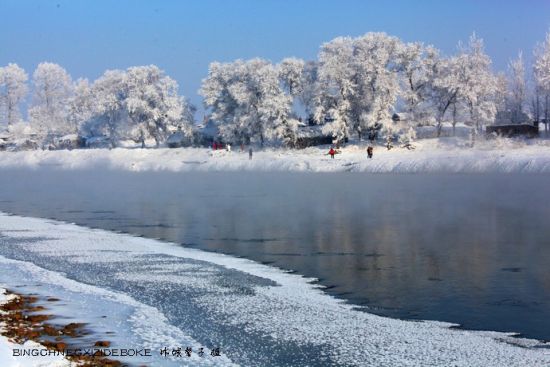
[0,212,549,366]
[0,137,549,173]
[0,335,73,367]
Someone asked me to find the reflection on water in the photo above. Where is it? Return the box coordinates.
[0,169,549,340]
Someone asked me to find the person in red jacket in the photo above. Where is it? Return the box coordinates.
[328,147,335,159]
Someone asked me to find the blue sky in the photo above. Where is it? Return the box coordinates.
[1,0,549,115]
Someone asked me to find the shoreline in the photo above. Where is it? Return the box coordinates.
[0,138,549,174]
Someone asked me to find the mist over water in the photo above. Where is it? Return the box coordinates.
[0,169,549,340]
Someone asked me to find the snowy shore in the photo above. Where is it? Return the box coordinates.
[0,288,73,367]
[0,212,549,366]
[0,334,73,367]
[0,138,549,174]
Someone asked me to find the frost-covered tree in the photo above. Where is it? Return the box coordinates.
[85,66,194,147]
[278,57,317,125]
[67,78,93,134]
[530,73,543,124]
[200,58,296,146]
[243,58,297,146]
[507,52,526,122]
[315,36,355,142]
[0,63,28,127]
[299,61,319,120]
[396,42,439,124]
[124,65,193,146]
[494,72,508,114]
[29,62,73,138]
[533,31,550,124]
[457,34,498,134]
[354,33,401,143]
[85,69,126,145]
[316,33,402,143]
[430,56,461,136]
[278,57,305,97]
[430,34,497,136]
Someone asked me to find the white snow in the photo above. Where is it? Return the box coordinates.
[0,212,549,366]
[0,337,73,367]
[0,136,549,173]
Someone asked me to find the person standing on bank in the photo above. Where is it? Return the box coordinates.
[249,147,253,160]
[367,146,373,159]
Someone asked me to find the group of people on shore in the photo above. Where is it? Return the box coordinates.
[213,141,374,161]
[211,142,226,151]
[212,141,253,159]
[328,146,374,159]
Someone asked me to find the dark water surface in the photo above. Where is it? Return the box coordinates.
[0,169,549,340]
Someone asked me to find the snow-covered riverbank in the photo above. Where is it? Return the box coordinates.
[0,288,74,367]
[0,335,73,367]
[0,212,549,366]
[0,138,549,173]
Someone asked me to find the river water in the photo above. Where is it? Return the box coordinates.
[0,169,548,341]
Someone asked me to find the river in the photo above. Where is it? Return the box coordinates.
[0,169,549,342]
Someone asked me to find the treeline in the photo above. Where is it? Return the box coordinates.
[1,31,550,148]
[0,63,194,147]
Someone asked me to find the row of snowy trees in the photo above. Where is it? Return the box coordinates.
[0,63,194,147]
[2,31,550,148]
[200,31,550,146]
